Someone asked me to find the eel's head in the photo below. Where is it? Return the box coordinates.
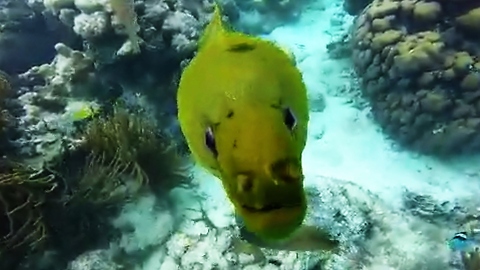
[204,104,307,240]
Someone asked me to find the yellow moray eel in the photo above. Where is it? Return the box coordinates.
[177,3,320,243]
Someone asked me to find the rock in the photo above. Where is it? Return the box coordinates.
[304,176,452,269]
[66,250,119,270]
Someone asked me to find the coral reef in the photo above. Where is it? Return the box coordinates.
[0,104,190,269]
[8,0,317,166]
[10,0,209,166]
[22,43,95,97]
[352,0,480,156]
[11,42,99,166]
[0,162,55,254]
[0,161,62,270]
[78,105,190,202]
[40,0,206,64]
[66,185,324,270]
[66,249,122,270]
[61,173,466,269]
[0,0,77,75]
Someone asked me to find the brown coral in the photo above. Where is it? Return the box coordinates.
[78,105,190,203]
[456,7,480,32]
[367,1,400,19]
[413,1,441,22]
[372,30,403,50]
[352,0,480,155]
[0,162,56,254]
[371,17,391,32]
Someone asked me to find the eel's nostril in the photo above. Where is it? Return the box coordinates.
[269,158,302,184]
[237,173,253,193]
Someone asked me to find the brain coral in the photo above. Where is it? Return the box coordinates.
[352,0,480,156]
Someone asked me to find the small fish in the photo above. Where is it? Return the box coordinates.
[71,105,98,122]
[449,232,476,252]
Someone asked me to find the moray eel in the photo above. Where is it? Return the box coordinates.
[177,4,313,241]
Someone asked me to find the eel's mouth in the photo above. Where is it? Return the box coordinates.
[238,200,306,239]
[241,203,300,213]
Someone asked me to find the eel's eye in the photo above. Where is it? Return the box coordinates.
[205,126,218,157]
[283,108,297,131]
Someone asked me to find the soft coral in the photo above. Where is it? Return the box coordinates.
[107,0,143,55]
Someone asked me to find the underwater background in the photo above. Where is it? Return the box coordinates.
[0,0,480,269]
